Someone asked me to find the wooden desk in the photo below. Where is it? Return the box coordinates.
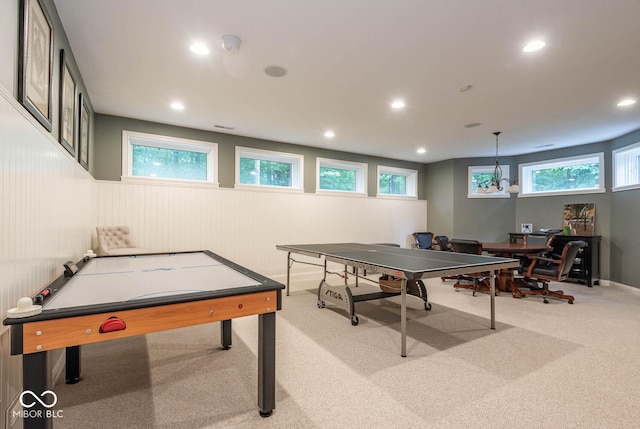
[482,242,551,298]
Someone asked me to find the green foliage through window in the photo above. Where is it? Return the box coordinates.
[531,164,599,192]
[132,145,207,180]
[239,158,292,187]
[319,167,356,191]
[379,174,406,195]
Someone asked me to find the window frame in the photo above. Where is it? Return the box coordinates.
[612,142,640,192]
[316,157,368,196]
[234,146,304,192]
[518,152,605,197]
[121,130,218,186]
[467,165,512,198]
[376,165,418,199]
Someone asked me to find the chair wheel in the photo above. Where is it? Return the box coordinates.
[351,316,359,326]
[425,303,432,311]
[317,301,325,308]
[472,291,477,297]
[543,299,549,304]
[568,300,574,304]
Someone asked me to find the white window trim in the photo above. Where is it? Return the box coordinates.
[612,142,640,192]
[518,152,605,198]
[121,130,219,186]
[316,157,367,196]
[376,165,418,199]
[234,146,304,192]
[467,165,511,199]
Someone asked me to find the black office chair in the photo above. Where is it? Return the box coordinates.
[448,239,493,296]
[521,240,586,304]
[433,235,452,251]
[412,232,434,250]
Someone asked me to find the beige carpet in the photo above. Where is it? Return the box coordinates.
[52,277,640,428]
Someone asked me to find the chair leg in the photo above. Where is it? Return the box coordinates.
[520,280,575,304]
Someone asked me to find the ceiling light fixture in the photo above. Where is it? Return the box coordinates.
[476,132,519,194]
[221,35,241,54]
[189,43,209,55]
[617,98,637,107]
[324,130,335,138]
[417,148,426,154]
[523,40,546,52]
[170,102,185,110]
[391,100,405,110]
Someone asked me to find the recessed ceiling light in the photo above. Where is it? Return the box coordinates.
[617,98,637,107]
[170,102,185,110]
[189,43,209,55]
[391,100,405,110]
[324,130,335,138]
[523,40,546,52]
[417,148,426,154]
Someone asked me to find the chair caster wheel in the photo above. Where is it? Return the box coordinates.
[568,300,574,304]
[543,299,549,304]
[472,291,477,297]
[425,302,432,311]
[317,300,325,308]
[351,316,359,326]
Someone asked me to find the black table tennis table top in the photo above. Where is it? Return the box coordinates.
[276,242,519,275]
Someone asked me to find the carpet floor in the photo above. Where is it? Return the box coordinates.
[52,276,640,428]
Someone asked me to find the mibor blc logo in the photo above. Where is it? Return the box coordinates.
[15,390,63,419]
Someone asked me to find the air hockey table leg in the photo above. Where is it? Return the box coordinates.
[65,345,81,384]
[220,319,232,350]
[257,312,276,417]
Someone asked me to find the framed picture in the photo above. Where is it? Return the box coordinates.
[59,49,77,155]
[18,0,54,131]
[78,93,90,170]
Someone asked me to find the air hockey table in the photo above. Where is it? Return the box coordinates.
[3,250,284,428]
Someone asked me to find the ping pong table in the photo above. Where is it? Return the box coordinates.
[276,243,519,357]
[4,251,284,428]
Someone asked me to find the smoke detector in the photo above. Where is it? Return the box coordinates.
[221,35,241,54]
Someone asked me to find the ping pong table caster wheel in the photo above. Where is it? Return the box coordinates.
[351,315,359,326]
[424,302,432,311]
[317,300,325,308]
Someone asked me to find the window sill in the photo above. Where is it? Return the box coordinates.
[120,176,219,189]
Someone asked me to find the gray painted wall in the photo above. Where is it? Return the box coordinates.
[609,129,640,287]
[93,114,429,199]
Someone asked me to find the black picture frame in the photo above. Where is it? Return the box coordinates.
[59,49,77,156]
[18,0,54,131]
[78,93,90,170]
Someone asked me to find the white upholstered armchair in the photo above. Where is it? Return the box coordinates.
[95,226,147,256]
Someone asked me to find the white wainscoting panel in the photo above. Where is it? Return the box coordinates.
[1,87,96,424]
[96,182,428,280]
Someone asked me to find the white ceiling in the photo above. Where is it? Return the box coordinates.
[53,0,640,163]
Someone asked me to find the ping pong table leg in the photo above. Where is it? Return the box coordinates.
[286,252,291,296]
[401,279,407,357]
[257,312,276,417]
[490,270,496,330]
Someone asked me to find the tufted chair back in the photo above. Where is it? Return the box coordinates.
[96,226,145,256]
